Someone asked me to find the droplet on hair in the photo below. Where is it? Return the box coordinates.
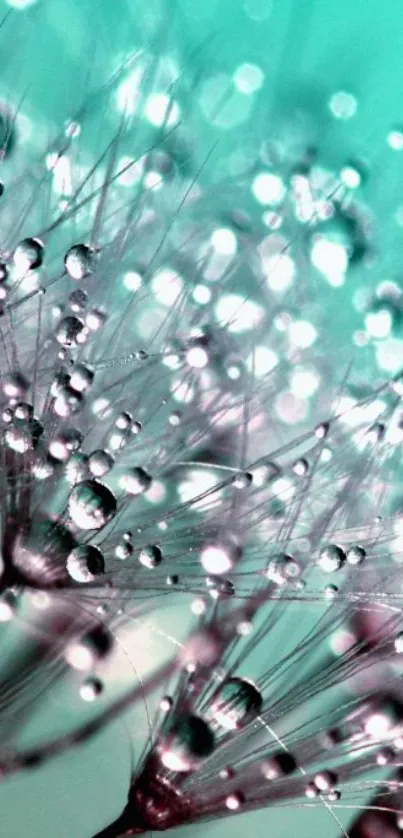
[68,480,117,530]
[66,545,105,583]
[64,243,94,280]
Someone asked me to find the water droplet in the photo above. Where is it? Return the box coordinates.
[64,243,94,280]
[314,770,337,792]
[68,479,117,530]
[395,632,403,653]
[115,411,132,430]
[65,452,89,484]
[318,544,346,573]
[9,518,76,588]
[292,457,309,476]
[139,544,163,568]
[115,541,133,560]
[48,429,82,462]
[200,539,242,575]
[69,364,94,392]
[211,677,262,730]
[53,386,82,417]
[120,467,152,495]
[346,545,366,565]
[2,372,29,400]
[261,752,297,780]
[265,554,302,585]
[65,625,112,671]
[0,262,9,284]
[315,422,329,439]
[13,237,44,272]
[5,424,33,453]
[80,677,103,702]
[158,714,215,772]
[66,545,105,583]
[55,316,86,347]
[225,792,244,811]
[232,471,253,490]
[88,449,114,478]
[68,288,88,312]
[85,309,105,331]
[206,577,235,599]
[305,782,319,799]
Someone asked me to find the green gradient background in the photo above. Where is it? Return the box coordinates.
[0,0,402,835]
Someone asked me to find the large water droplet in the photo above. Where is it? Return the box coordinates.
[68,479,116,530]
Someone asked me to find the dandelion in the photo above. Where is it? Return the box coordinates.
[0,2,403,838]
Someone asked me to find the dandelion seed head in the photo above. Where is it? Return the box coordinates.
[0,7,402,836]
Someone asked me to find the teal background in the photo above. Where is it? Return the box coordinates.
[0,0,402,835]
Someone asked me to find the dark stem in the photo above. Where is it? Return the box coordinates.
[92,805,145,837]
[93,756,189,836]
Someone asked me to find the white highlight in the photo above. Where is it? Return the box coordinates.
[123,271,142,292]
[151,268,184,306]
[252,172,285,205]
[186,346,209,369]
[233,63,264,94]
[329,91,357,120]
[264,253,295,292]
[289,368,320,397]
[201,545,234,575]
[211,227,237,255]
[145,93,179,127]
[365,310,392,339]
[288,320,317,348]
[247,346,278,376]
[311,237,348,285]
[214,293,264,333]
